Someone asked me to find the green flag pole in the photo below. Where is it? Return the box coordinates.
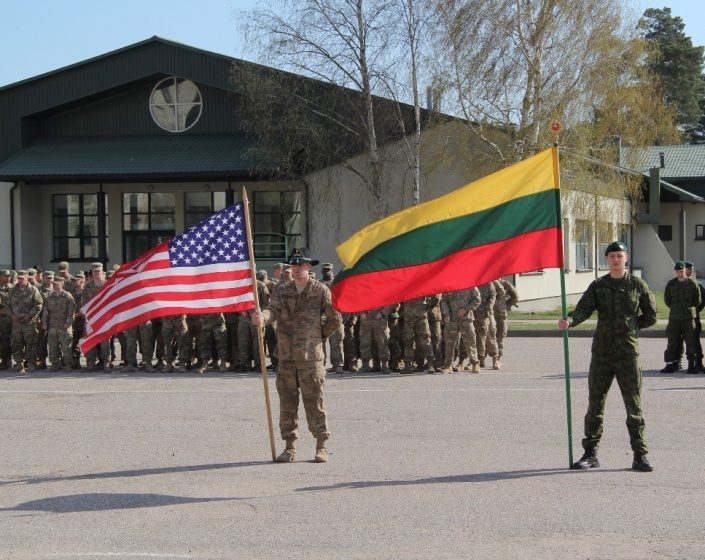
[552,139,574,468]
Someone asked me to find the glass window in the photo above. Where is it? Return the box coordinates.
[575,220,593,270]
[149,77,203,133]
[184,191,227,228]
[52,194,107,261]
[253,190,303,259]
[122,192,175,261]
[696,225,705,240]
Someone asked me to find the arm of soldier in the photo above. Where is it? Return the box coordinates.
[41,304,49,330]
[252,282,282,327]
[65,295,76,328]
[637,283,658,329]
[663,281,673,308]
[504,281,519,308]
[692,280,702,308]
[321,287,342,333]
[558,282,597,329]
[440,295,450,319]
[468,287,481,312]
[699,285,705,313]
[28,289,44,321]
[494,281,506,300]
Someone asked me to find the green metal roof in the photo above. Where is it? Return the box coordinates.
[622,145,705,180]
[0,135,274,181]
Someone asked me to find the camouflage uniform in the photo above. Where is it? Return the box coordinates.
[485,280,506,369]
[321,271,344,372]
[199,313,228,373]
[342,313,359,372]
[224,312,240,370]
[489,279,519,364]
[8,275,43,372]
[663,275,701,371]
[473,282,497,366]
[401,297,435,373]
[42,285,75,370]
[426,295,443,369]
[441,287,481,372]
[183,315,202,369]
[261,277,341,451]
[124,321,154,372]
[0,272,13,369]
[387,305,403,371]
[82,272,110,371]
[70,274,85,368]
[568,272,657,455]
[36,277,53,368]
[237,279,269,371]
[359,306,393,372]
[161,314,188,372]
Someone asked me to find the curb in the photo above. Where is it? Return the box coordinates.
[508,330,667,338]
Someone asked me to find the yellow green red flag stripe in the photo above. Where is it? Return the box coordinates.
[331,148,563,312]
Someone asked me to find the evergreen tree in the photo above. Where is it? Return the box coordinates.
[639,8,705,140]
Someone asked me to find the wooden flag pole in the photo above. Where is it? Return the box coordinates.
[241,187,277,462]
[552,132,574,468]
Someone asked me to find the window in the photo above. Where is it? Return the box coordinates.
[253,190,303,258]
[597,224,612,269]
[185,191,227,228]
[658,225,673,241]
[575,220,593,270]
[122,193,175,261]
[696,225,705,240]
[149,77,202,132]
[53,194,107,260]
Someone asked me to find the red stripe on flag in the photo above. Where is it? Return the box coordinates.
[331,228,563,312]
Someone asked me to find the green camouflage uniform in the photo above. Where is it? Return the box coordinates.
[262,278,341,447]
[82,279,110,369]
[663,276,700,362]
[441,287,481,369]
[42,289,75,369]
[359,306,393,362]
[8,283,43,369]
[568,272,657,454]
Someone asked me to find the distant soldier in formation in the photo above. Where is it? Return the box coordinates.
[474,282,497,368]
[42,277,75,371]
[8,270,43,373]
[684,261,705,373]
[426,295,444,371]
[401,297,435,374]
[81,263,110,372]
[487,278,519,370]
[320,263,344,373]
[237,277,269,371]
[342,312,359,372]
[70,272,86,368]
[123,320,154,373]
[0,270,13,370]
[199,313,228,374]
[358,306,393,374]
[162,314,188,373]
[441,286,481,373]
[661,261,701,374]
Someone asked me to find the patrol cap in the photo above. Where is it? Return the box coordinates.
[685,260,694,269]
[273,263,284,270]
[321,262,333,270]
[73,272,86,280]
[57,261,70,271]
[43,270,55,279]
[604,240,628,255]
[0,270,9,277]
[287,247,319,266]
[27,268,37,277]
[16,270,28,278]
[256,270,267,280]
[51,276,65,284]
[674,260,686,271]
[91,262,103,271]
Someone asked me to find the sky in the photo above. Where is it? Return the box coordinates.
[1,0,704,88]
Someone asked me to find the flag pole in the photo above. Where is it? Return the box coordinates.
[551,132,574,468]
[241,187,277,462]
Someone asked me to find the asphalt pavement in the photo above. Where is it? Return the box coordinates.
[1,335,704,560]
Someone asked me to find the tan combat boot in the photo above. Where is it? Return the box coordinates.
[479,356,485,368]
[492,357,501,370]
[401,360,413,375]
[276,442,296,463]
[359,360,374,373]
[315,438,329,463]
[471,363,480,374]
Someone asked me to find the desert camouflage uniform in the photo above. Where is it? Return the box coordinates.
[238,280,269,370]
[9,282,43,371]
[124,321,154,371]
[261,278,341,449]
[161,314,188,371]
[489,279,519,360]
[342,313,359,371]
[441,287,481,371]
[0,278,13,369]
[359,306,393,371]
[426,295,443,368]
[321,276,344,372]
[401,297,435,373]
[36,282,52,368]
[568,273,657,454]
[42,289,75,369]
[473,282,497,365]
[82,278,110,371]
[200,313,228,372]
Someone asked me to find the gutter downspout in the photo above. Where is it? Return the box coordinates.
[10,183,17,269]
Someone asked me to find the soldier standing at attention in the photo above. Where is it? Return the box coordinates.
[684,261,705,373]
[661,261,701,374]
[252,248,341,463]
[320,263,345,374]
[70,272,86,369]
[8,270,43,373]
[0,270,13,370]
[558,241,657,472]
[81,263,110,372]
[474,282,497,368]
[42,277,75,371]
[490,278,519,370]
[401,297,435,374]
[440,286,481,373]
[358,306,393,374]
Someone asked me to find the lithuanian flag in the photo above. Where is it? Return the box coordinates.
[331,147,564,312]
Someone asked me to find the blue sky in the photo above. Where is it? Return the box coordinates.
[1,0,703,88]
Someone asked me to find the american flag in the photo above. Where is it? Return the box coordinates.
[79,203,256,353]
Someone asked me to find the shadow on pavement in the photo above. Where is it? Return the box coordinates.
[1,492,243,513]
[0,460,272,487]
[295,467,627,492]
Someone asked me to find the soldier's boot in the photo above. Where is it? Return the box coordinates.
[174,361,186,374]
[676,359,683,371]
[314,438,329,463]
[15,363,26,374]
[344,359,358,373]
[401,360,413,375]
[143,362,155,373]
[155,359,165,370]
[660,362,678,373]
[122,362,137,373]
[687,359,698,374]
[164,360,174,373]
[425,361,436,374]
[219,360,228,373]
[471,362,480,374]
[372,359,381,373]
[276,441,296,463]
[51,362,61,371]
[86,360,96,372]
[479,356,485,368]
[699,357,705,374]
[197,364,207,375]
[632,453,653,472]
[572,448,599,470]
[380,361,392,374]
[359,360,374,374]
[440,363,453,374]
[492,356,501,370]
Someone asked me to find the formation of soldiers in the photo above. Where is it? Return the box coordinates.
[0,260,518,374]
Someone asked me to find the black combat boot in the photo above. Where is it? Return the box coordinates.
[699,357,705,374]
[632,453,653,472]
[572,448,599,470]
[660,362,678,373]
[687,359,698,374]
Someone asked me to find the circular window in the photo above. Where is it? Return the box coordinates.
[149,77,202,132]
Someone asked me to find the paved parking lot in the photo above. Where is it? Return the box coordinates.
[1,335,704,559]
